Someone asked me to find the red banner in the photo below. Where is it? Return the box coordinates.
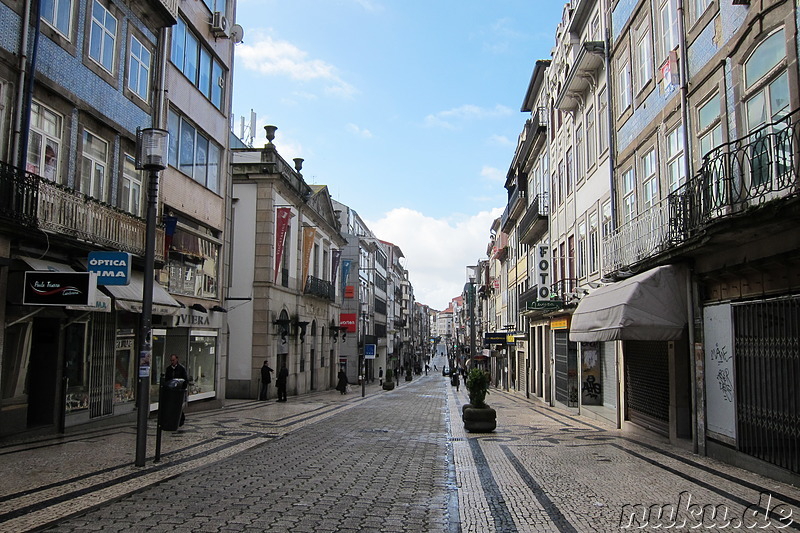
[339,313,357,333]
[274,207,294,282]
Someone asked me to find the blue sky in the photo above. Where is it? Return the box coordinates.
[231,0,565,310]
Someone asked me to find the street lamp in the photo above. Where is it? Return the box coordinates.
[134,127,168,467]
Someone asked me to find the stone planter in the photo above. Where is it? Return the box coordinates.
[462,403,496,433]
[382,381,395,390]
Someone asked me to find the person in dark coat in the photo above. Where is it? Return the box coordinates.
[259,361,273,400]
[165,354,188,426]
[336,369,348,394]
[276,364,289,402]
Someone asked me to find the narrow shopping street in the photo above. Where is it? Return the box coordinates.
[1,356,798,533]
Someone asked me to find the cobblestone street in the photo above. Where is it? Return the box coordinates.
[2,367,799,532]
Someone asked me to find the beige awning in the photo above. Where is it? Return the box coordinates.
[569,265,688,342]
[102,271,182,316]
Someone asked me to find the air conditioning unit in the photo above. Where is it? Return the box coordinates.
[211,11,229,37]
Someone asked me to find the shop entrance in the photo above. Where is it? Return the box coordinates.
[28,318,60,427]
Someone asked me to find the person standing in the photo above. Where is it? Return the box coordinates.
[276,364,289,402]
[259,361,273,400]
[165,354,188,426]
[378,367,384,386]
[336,368,348,394]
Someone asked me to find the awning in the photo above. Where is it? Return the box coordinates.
[19,256,75,272]
[569,265,688,342]
[102,271,182,316]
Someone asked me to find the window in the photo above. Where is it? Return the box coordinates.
[602,200,612,239]
[693,0,712,21]
[566,147,573,196]
[658,0,679,61]
[41,0,72,38]
[588,212,599,274]
[128,35,151,101]
[80,130,108,202]
[168,109,222,193]
[698,94,722,158]
[89,0,117,72]
[622,168,636,224]
[618,58,632,113]
[598,87,608,154]
[171,18,226,110]
[744,29,790,187]
[575,124,584,183]
[634,21,653,92]
[26,101,62,183]
[667,124,686,192]
[586,105,596,164]
[577,221,587,279]
[202,0,227,14]
[642,148,658,210]
[121,155,142,217]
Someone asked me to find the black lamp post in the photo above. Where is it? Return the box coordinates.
[134,127,168,467]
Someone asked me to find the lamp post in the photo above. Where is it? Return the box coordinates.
[360,305,367,397]
[134,128,168,467]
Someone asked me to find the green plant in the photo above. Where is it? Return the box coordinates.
[466,368,490,408]
[385,368,393,382]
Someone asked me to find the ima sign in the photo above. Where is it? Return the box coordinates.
[534,244,551,299]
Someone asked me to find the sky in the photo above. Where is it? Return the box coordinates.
[230,0,566,310]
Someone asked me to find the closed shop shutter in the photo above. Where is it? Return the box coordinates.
[555,331,578,406]
[602,341,616,409]
[625,340,669,435]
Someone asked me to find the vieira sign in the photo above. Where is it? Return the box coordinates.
[88,251,132,286]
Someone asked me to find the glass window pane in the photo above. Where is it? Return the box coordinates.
[744,30,785,89]
[195,134,208,185]
[44,139,58,181]
[769,71,790,120]
[211,61,223,108]
[207,143,220,194]
[168,110,179,167]
[171,18,186,67]
[746,92,767,129]
[56,0,70,35]
[698,94,719,131]
[179,119,196,176]
[199,48,211,97]
[27,132,42,174]
[184,32,199,84]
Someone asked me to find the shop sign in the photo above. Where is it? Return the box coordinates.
[484,332,507,344]
[340,313,357,332]
[550,317,570,330]
[527,300,563,311]
[344,285,355,298]
[23,271,94,306]
[87,251,131,285]
[535,245,551,299]
[364,344,376,359]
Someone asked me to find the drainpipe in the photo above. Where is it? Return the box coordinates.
[12,0,40,169]
[676,0,700,456]
[603,10,618,231]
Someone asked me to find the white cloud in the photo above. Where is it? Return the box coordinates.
[346,123,374,138]
[236,34,356,98]
[424,104,513,129]
[365,207,502,310]
[481,166,505,184]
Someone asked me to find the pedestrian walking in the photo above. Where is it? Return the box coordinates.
[336,368,348,394]
[276,364,289,402]
[165,354,188,426]
[451,371,460,392]
[379,366,384,386]
[259,361,273,400]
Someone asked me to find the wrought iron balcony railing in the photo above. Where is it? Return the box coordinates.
[602,108,800,275]
[1,162,163,260]
[671,107,800,241]
[304,275,335,301]
[518,192,549,245]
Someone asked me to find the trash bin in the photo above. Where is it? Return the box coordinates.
[159,378,187,431]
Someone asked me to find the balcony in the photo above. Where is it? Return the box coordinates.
[1,162,163,260]
[518,286,538,310]
[602,108,800,276]
[500,184,526,233]
[671,108,800,241]
[304,275,335,301]
[518,193,549,245]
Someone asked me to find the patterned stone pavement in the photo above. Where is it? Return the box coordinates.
[1,359,799,532]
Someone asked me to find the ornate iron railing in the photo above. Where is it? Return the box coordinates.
[0,162,38,226]
[603,198,672,273]
[518,192,549,244]
[38,180,164,260]
[603,108,800,275]
[304,275,335,301]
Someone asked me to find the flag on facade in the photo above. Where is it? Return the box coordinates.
[274,207,294,282]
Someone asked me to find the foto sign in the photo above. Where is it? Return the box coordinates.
[88,251,131,286]
[23,271,95,306]
[534,244,551,299]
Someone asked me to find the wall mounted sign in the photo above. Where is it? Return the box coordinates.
[23,271,95,306]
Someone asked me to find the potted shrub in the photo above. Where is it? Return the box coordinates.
[383,368,395,390]
[462,368,496,432]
